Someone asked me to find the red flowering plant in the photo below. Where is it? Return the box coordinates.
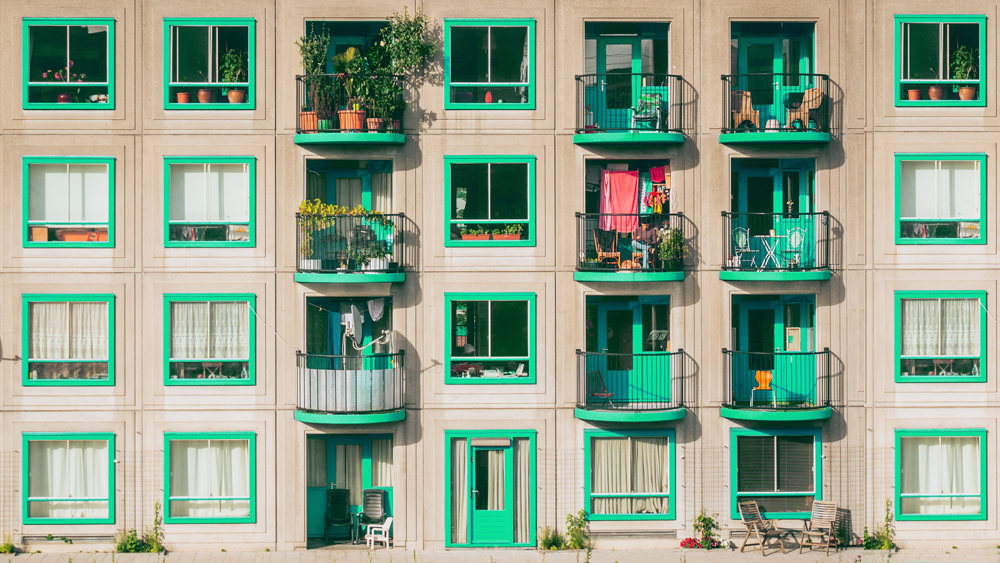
[681,509,722,549]
[40,60,89,102]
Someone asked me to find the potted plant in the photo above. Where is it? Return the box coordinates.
[492,223,523,241]
[220,48,248,104]
[927,83,946,101]
[197,88,215,103]
[177,91,192,103]
[299,104,317,131]
[906,88,921,101]
[296,32,331,131]
[951,45,979,100]
[461,225,489,241]
[333,47,366,131]
[657,226,687,270]
[40,64,87,103]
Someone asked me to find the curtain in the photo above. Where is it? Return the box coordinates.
[170,164,208,222]
[901,436,980,515]
[336,178,363,209]
[69,302,109,360]
[487,450,505,510]
[632,437,670,514]
[335,444,362,505]
[513,438,530,543]
[169,439,250,518]
[28,164,109,223]
[209,302,250,359]
[902,299,979,357]
[372,439,393,487]
[901,160,980,219]
[900,299,939,356]
[372,305,393,355]
[371,172,392,213]
[30,302,108,361]
[939,161,979,219]
[28,440,109,518]
[591,437,629,514]
[170,302,209,359]
[208,163,249,222]
[451,438,468,544]
[306,170,326,201]
[306,439,327,488]
[29,302,68,359]
[941,299,979,356]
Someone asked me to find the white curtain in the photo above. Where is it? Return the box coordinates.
[209,302,250,359]
[169,439,250,518]
[632,437,670,514]
[451,438,468,544]
[901,299,941,356]
[335,444,362,505]
[28,163,109,223]
[371,439,393,487]
[306,439,327,488]
[371,173,392,213]
[591,437,629,514]
[487,450,505,510]
[170,302,248,360]
[30,302,108,360]
[941,299,979,356]
[513,438,530,544]
[170,302,209,359]
[336,178,363,209]
[901,436,980,514]
[900,160,979,219]
[28,439,109,519]
[902,299,979,357]
[170,163,248,222]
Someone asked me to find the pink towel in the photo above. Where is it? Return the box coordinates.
[598,169,639,232]
[649,165,667,183]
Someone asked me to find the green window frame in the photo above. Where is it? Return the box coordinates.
[730,427,822,520]
[22,156,115,248]
[163,431,256,524]
[583,429,676,521]
[444,155,536,247]
[163,293,256,386]
[22,18,116,110]
[444,19,536,110]
[163,156,256,248]
[162,18,256,110]
[22,432,115,525]
[894,15,986,107]
[894,154,986,245]
[444,292,536,385]
[894,290,987,383]
[895,429,987,521]
[22,294,115,387]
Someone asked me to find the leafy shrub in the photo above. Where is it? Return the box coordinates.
[565,510,590,550]
[862,499,895,550]
[538,525,565,550]
[692,508,722,549]
[115,502,164,553]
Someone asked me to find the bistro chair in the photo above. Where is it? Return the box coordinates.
[750,370,776,408]
[783,227,807,267]
[732,227,757,269]
[800,500,839,555]
[738,501,787,556]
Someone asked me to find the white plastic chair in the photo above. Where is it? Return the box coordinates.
[365,516,393,550]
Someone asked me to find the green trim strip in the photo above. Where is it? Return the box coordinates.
[294,133,405,145]
[22,18,116,111]
[163,156,256,248]
[894,429,987,521]
[162,18,256,110]
[162,293,257,386]
[574,408,686,423]
[894,290,987,383]
[163,431,257,524]
[22,294,116,387]
[719,132,830,144]
[720,406,832,422]
[720,270,831,281]
[294,409,406,425]
[294,272,405,284]
[893,15,987,108]
[444,292,537,385]
[572,132,684,145]
[443,19,536,110]
[583,429,676,521]
[893,154,987,245]
[574,271,684,283]
[23,432,116,525]
[730,427,822,520]
[443,155,537,248]
[22,156,116,249]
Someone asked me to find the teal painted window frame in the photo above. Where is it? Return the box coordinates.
[163,431,257,524]
[22,432,115,525]
[162,18,256,110]
[443,155,536,247]
[583,429,676,521]
[22,293,116,387]
[22,156,116,249]
[893,290,987,383]
[894,428,987,521]
[22,18,116,111]
[443,19,536,110]
[162,293,256,386]
[894,154,986,245]
[444,429,537,548]
[162,156,256,248]
[444,292,536,385]
[730,427,822,520]
[894,15,987,108]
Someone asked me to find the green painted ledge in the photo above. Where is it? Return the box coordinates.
[295,272,405,284]
[720,270,831,281]
[294,132,406,145]
[574,407,686,422]
[720,406,832,422]
[294,409,406,425]
[718,131,831,144]
[573,132,685,145]
[575,271,685,282]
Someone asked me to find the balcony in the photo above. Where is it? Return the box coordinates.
[573,73,684,145]
[721,212,831,281]
[295,213,406,283]
[721,349,831,422]
[720,74,830,144]
[295,351,405,424]
[575,350,685,422]
[575,212,689,282]
[294,74,406,145]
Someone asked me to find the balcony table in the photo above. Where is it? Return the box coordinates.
[754,234,787,271]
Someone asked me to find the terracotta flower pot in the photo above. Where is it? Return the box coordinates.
[56,93,72,103]
[461,234,490,241]
[226,89,246,104]
[907,89,921,101]
[928,85,946,101]
[338,109,366,131]
[959,86,978,101]
[388,119,401,132]
[176,92,191,103]
[197,88,216,103]
[491,234,522,241]
[366,117,384,131]
[299,111,318,132]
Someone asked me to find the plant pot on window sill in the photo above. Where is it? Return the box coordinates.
[338,109,366,131]
[927,85,946,100]
[56,93,72,103]
[299,111,317,132]
[387,119,401,132]
[226,89,246,104]
[959,86,978,101]
[906,89,921,101]
[300,259,321,271]
[492,234,522,241]
[176,92,191,104]
[318,119,333,130]
[461,234,490,241]
[197,88,216,103]
[366,117,384,131]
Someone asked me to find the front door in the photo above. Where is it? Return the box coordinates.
[738,299,816,406]
[738,37,813,129]
[470,445,514,545]
[737,167,815,269]
[596,38,641,130]
[594,300,671,405]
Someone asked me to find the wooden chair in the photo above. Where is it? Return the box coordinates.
[786,88,824,130]
[751,370,776,408]
[593,228,620,269]
[586,370,615,409]
[738,501,787,556]
[731,90,760,131]
[324,488,352,544]
[800,500,839,555]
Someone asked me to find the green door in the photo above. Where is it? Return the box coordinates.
[738,37,813,129]
[594,300,671,405]
[737,300,816,406]
[597,38,641,130]
[736,167,815,269]
[470,445,515,545]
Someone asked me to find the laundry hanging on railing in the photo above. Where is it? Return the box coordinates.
[598,169,639,231]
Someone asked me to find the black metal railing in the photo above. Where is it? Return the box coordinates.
[575,73,683,134]
[576,349,684,412]
[722,211,829,272]
[577,212,689,272]
[721,73,829,133]
[296,351,404,415]
[295,74,405,134]
[296,213,405,273]
[723,349,830,410]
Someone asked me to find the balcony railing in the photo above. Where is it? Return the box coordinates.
[577,212,689,272]
[722,212,829,272]
[721,73,830,133]
[296,213,406,274]
[576,350,684,412]
[575,73,683,134]
[722,349,830,410]
[295,74,405,134]
[296,351,404,415]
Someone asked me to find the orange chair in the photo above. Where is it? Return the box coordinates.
[751,370,776,408]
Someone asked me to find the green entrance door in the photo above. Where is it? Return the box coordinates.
[597,38,641,130]
[738,36,813,129]
[470,445,515,545]
[594,300,671,405]
[735,165,815,269]
[736,299,816,406]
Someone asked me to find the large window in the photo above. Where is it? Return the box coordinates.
[23,157,114,247]
[164,157,255,247]
[895,15,986,106]
[895,291,986,382]
[584,430,674,520]
[23,294,114,387]
[164,294,255,386]
[896,154,985,244]
[23,19,114,110]
[444,19,535,110]
[730,428,820,519]
[164,18,255,109]
[23,433,114,524]
[164,433,255,523]
[445,293,535,384]
[445,156,535,247]
[896,429,986,520]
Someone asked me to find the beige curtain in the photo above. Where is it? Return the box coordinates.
[631,437,670,514]
[209,302,249,359]
[306,170,325,201]
[371,172,392,213]
[513,438,531,543]
[901,436,981,514]
[335,444,363,505]
[372,439,393,487]
[306,439,327,488]
[487,450,505,510]
[451,439,468,544]
[336,178,363,208]
[591,437,629,514]
[30,301,108,361]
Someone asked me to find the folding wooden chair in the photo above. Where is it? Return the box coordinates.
[738,501,786,556]
[593,228,620,269]
[800,501,839,555]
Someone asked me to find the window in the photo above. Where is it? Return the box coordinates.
[895,15,986,106]
[23,157,114,247]
[895,291,986,382]
[444,19,535,109]
[163,18,255,109]
[445,156,535,247]
[730,428,820,519]
[164,432,255,523]
[584,430,675,520]
[896,429,986,520]
[23,18,115,110]
[164,294,255,386]
[23,433,114,524]
[164,157,255,247]
[896,154,985,244]
[22,294,115,387]
[445,293,536,384]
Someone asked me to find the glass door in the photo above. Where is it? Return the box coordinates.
[597,38,641,130]
[470,445,514,545]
